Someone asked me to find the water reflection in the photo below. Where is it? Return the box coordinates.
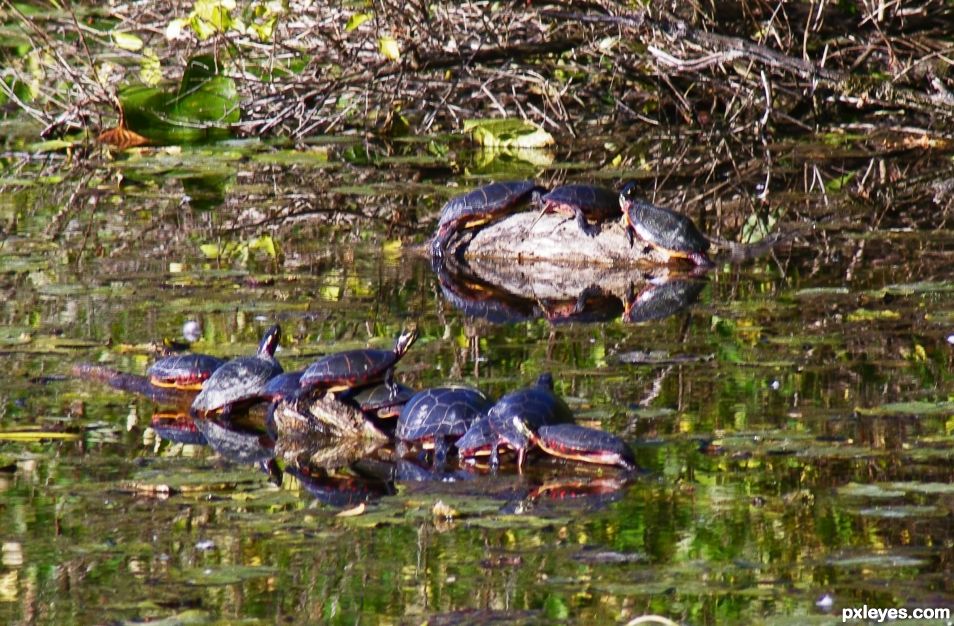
[434,254,706,325]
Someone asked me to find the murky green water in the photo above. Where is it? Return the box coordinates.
[1,133,952,625]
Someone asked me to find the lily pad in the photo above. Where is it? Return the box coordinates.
[855,401,954,417]
[836,483,905,499]
[853,505,942,518]
[178,565,277,586]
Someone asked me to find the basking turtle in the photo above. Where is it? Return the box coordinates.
[147,353,225,390]
[190,325,283,417]
[619,182,714,267]
[396,386,492,467]
[519,423,636,471]
[299,328,418,394]
[430,181,546,258]
[347,380,415,418]
[455,414,498,461]
[486,373,575,468]
[529,183,621,237]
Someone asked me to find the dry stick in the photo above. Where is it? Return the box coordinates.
[543,8,954,121]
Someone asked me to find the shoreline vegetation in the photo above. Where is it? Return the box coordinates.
[2,1,952,146]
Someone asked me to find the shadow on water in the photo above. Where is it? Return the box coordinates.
[0,132,952,624]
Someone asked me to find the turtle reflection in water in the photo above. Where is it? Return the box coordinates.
[284,465,390,507]
[430,180,546,258]
[191,325,283,418]
[624,274,707,323]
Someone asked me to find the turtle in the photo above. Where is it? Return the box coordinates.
[395,386,493,468]
[147,353,225,390]
[299,327,418,394]
[190,325,283,417]
[430,181,546,258]
[486,373,575,468]
[518,423,637,471]
[528,183,621,237]
[619,181,714,267]
[346,380,416,418]
[455,414,497,460]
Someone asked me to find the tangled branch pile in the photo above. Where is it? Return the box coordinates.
[3,0,952,142]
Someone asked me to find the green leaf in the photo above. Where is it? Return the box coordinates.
[248,234,278,258]
[543,594,569,620]
[120,54,239,144]
[826,171,855,192]
[346,12,372,31]
[464,118,555,148]
[111,31,143,52]
[378,35,401,61]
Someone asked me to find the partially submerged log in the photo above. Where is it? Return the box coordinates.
[458,213,672,267]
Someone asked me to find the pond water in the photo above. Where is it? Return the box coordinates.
[0,131,952,625]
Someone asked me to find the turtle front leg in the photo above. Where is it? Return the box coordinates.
[489,441,501,469]
[625,225,635,247]
[575,210,600,237]
[384,368,397,398]
[432,437,449,472]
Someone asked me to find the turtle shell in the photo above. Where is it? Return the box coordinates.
[396,386,492,444]
[262,371,304,400]
[191,325,283,415]
[300,328,417,391]
[620,182,710,262]
[540,184,620,222]
[349,382,415,417]
[535,424,636,470]
[486,373,574,454]
[147,353,225,389]
[431,181,545,254]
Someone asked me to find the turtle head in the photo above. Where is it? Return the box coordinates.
[619,181,640,246]
[258,324,281,357]
[535,372,554,390]
[511,415,537,445]
[618,180,640,206]
[393,326,419,356]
